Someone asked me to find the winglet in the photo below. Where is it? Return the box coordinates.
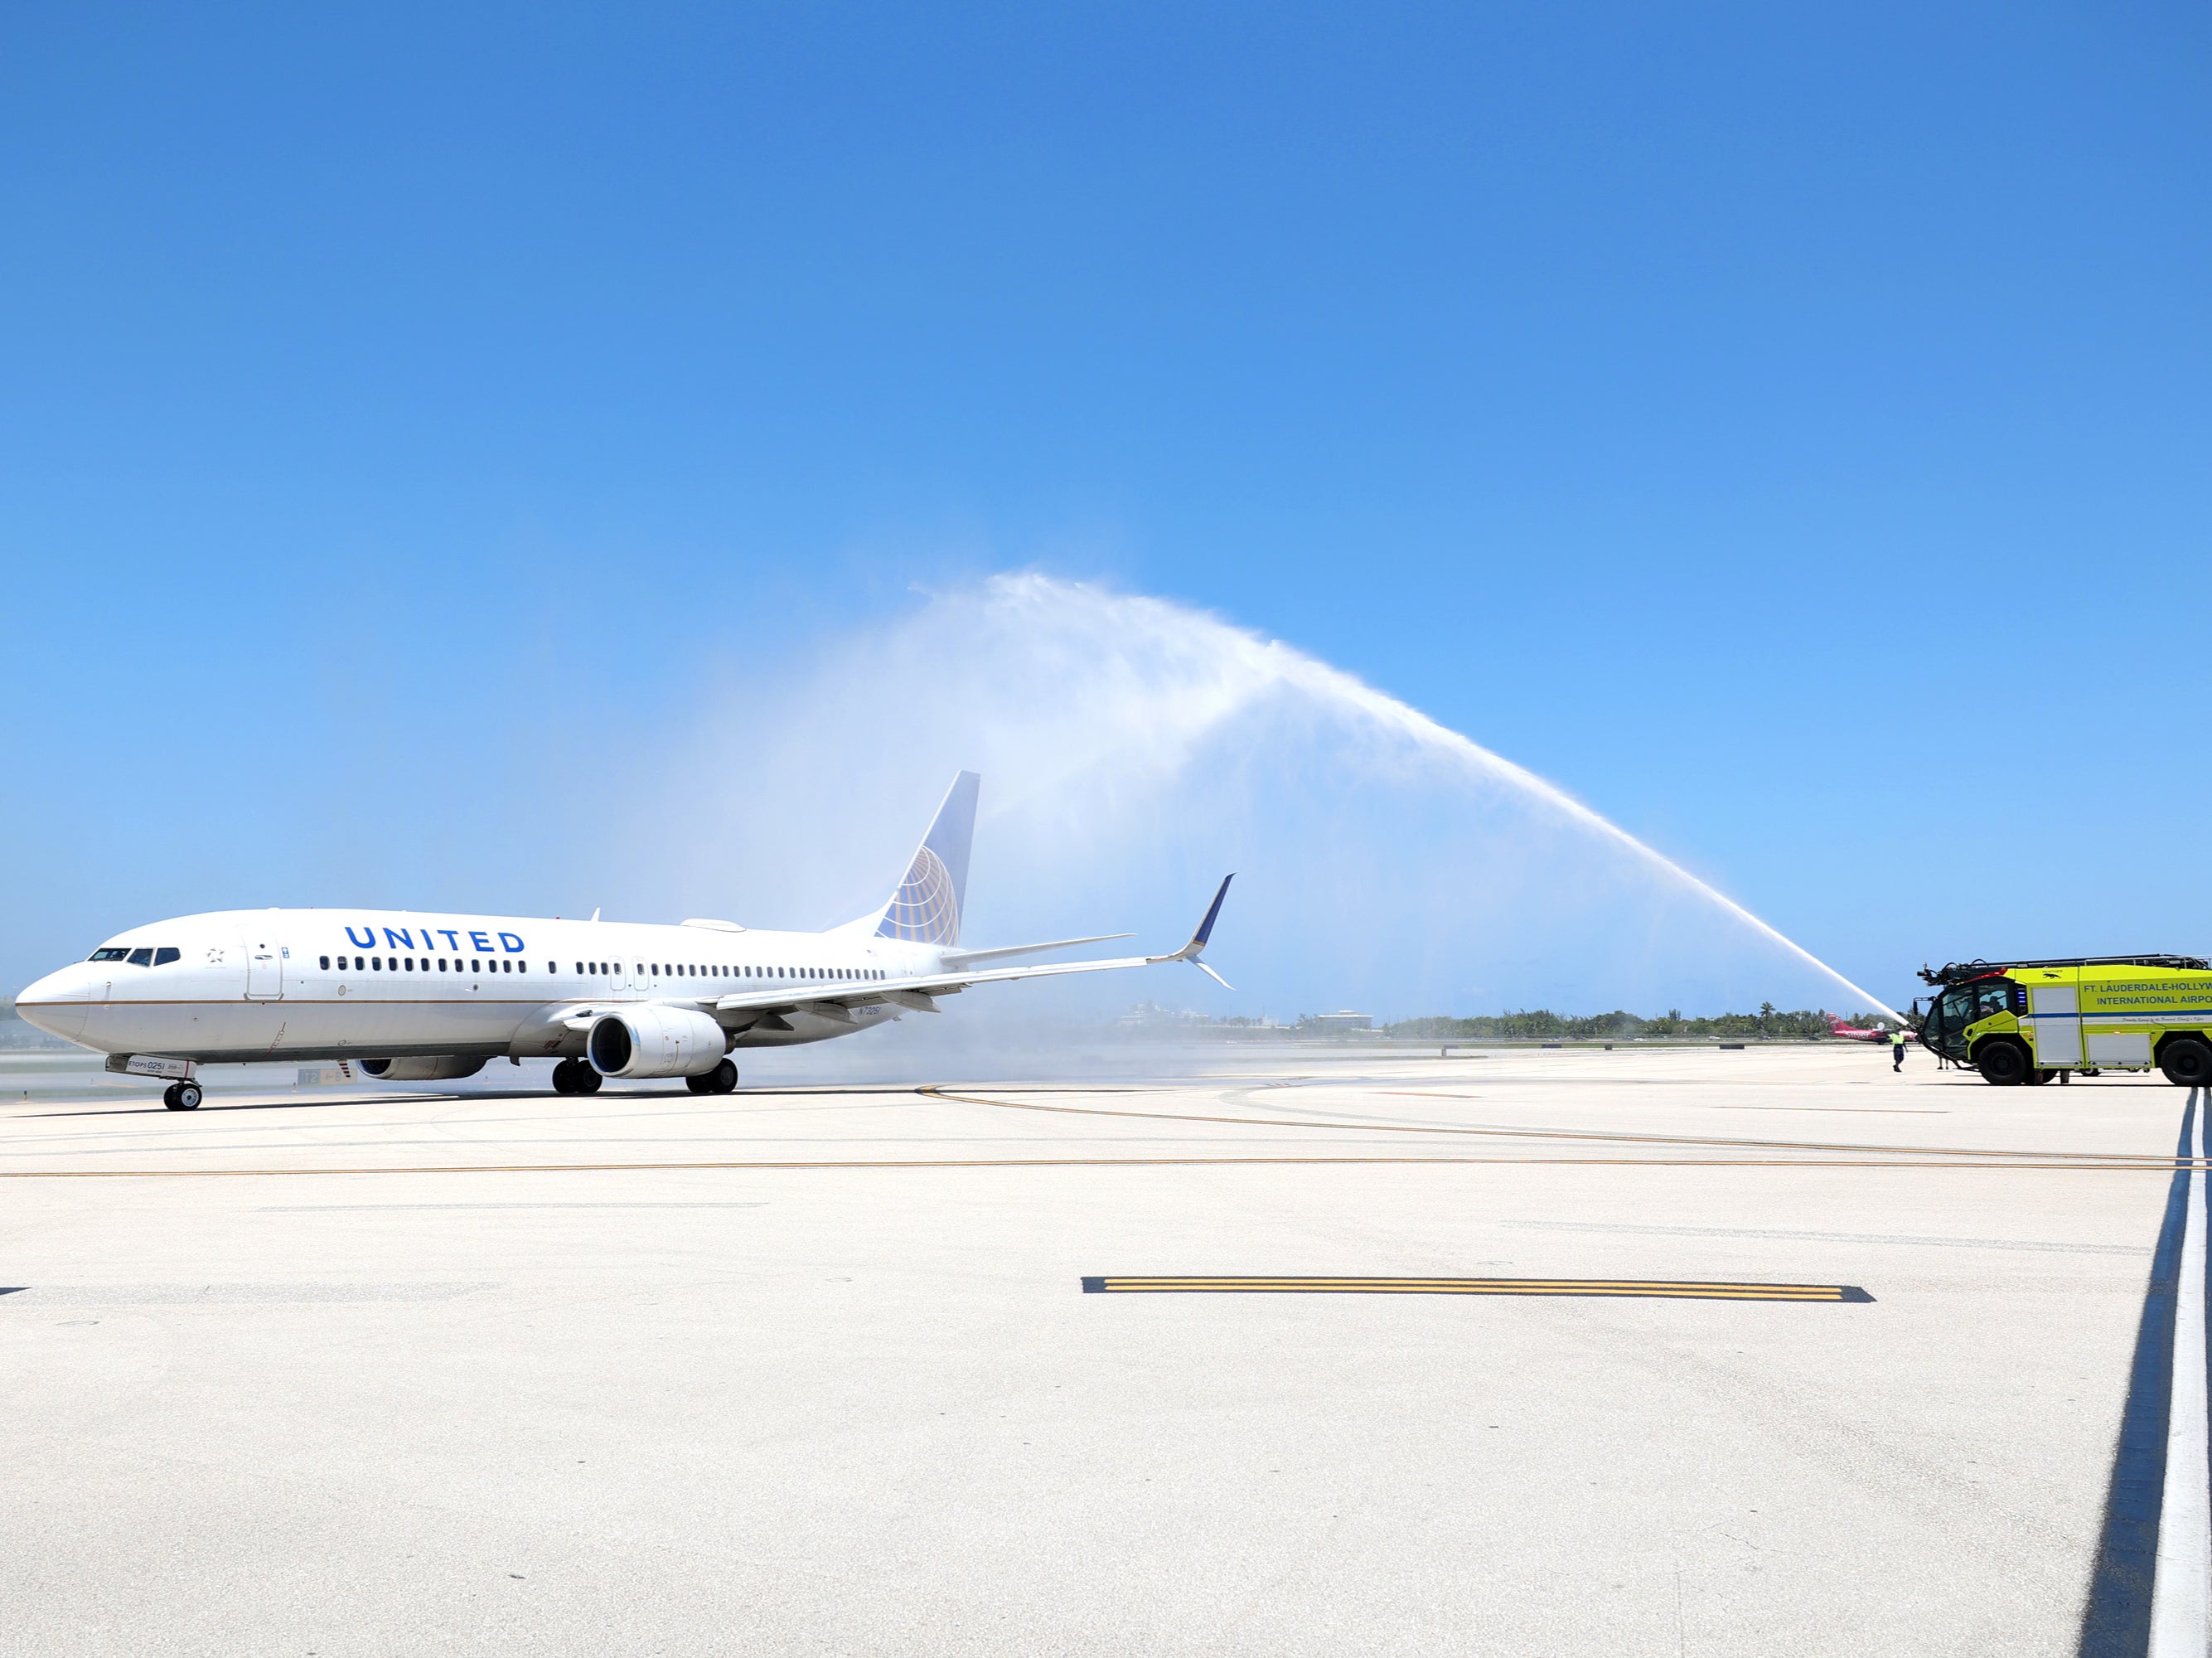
[1149,875,1235,988]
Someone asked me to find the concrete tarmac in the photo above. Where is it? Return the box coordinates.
[0,1044,2190,1655]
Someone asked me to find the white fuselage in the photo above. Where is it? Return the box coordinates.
[16,907,937,1066]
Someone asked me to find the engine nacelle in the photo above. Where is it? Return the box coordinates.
[360,1056,488,1082]
[588,1006,729,1079]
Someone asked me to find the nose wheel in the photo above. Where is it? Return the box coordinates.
[162,1081,202,1111]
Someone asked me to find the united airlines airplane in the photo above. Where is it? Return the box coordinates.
[13,773,1233,1111]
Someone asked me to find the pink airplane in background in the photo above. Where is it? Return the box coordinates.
[1829,1018,1888,1041]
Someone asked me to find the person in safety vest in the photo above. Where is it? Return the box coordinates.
[1890,1026,1907,1072]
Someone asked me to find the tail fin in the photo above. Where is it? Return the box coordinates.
[873,772,980,946]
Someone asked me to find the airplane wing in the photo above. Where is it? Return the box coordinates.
[936,933,1135,969]
[663,875,1235,1025]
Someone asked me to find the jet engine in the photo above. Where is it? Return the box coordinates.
[587,1005,729,1079]
[360,1056,489,1082]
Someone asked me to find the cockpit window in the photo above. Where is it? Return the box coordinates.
[153,948,179,966]
[127,948,154,967]
[90,947,131,962]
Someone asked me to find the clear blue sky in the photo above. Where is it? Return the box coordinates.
[3,3,2206,1009]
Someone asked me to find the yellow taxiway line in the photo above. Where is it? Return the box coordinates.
[1081,1275,1874,1301]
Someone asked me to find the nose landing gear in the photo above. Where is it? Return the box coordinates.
[162,1081,203,1111]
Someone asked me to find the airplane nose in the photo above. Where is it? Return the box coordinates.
[13,965,91,1041]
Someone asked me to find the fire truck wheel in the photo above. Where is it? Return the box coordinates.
[2023,1067,2051,1086]
[1976,1040,2032,1086]
[2159,1038,2212,1088]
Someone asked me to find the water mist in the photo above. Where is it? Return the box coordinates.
[643,574,1900,1026]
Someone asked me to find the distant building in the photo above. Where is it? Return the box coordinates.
[1115,1002,1295,1039]
[1116,1000,1216,1030]
[1301,1010,1373,1035]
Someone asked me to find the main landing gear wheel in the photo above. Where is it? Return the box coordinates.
[162,1081,202,1111]
[686,1059,738,1096]
[551,1059,603,1097]
[2161,1038,2212,1088]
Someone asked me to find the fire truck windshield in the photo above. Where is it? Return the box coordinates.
[1922,979,2011,1061]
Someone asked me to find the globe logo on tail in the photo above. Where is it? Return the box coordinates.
[880,846,960,943]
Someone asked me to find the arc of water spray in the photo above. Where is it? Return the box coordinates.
[1243,627,1910,1024]
[770,574,1910,1025]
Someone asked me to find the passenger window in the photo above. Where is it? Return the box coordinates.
[128,948,153,967]
[372,957,383,972]
[471,959,480,973]
[154,947,179,966]
[355,957,365,971]
[320,956,332,970]
[438,959,448,972]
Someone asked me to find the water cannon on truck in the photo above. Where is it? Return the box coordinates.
[1915,955,2212,1087]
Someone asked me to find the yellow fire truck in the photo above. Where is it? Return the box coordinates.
[1916,955,2212,1086]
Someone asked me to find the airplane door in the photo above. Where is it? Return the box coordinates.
[244,938,284,1000]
